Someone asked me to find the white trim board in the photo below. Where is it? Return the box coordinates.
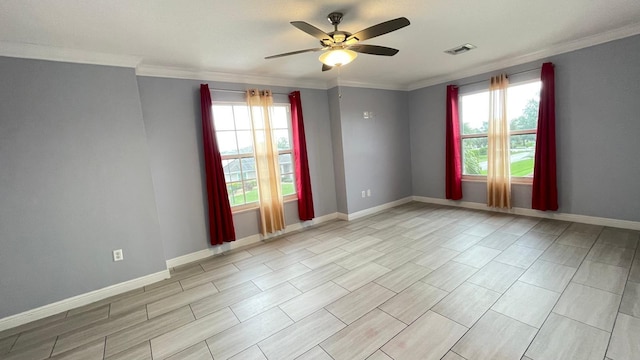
[136,64,328,90]
[2,23,640,91]
[326,78,408,92]
[170,197,416,269]
[0,213,339,332]
[0,270,169,332]
[141,22,640,92]
[413,196,640,231]
[338,197,414,221]
[165,212,339,269]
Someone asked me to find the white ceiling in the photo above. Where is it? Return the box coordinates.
[1,0,640,90]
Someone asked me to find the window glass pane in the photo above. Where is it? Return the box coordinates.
[216,131,238,155]
[244,183,259,203]
[274,129,291,150]
[278,153,292,174]
[221,159,233,182]
[241,158,256,180]
[272,106,289,129]
[251,107,265,129]
[233,105,251,130]
[461,91,489,135]
[227,182,245,206]
[281,174,296,196]
[212,105,235,130]
[253,129,265,144]
[224,158,242,182]
[510,134,536,177]
[236,131,254,154]
[462,137,487,175]
[508,81,541,131]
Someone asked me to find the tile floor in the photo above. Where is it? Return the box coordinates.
[1,202,639,360]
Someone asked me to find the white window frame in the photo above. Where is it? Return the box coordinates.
[213,102,297,212]
[271,104,298,203]
[459,78,541,184]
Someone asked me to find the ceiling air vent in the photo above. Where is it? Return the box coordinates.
[445,43,476,55]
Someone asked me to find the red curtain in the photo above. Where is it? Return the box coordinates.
[289,91,315,221]
[200,84,236,245]
[446,85,463,200]
[532,63,559,211]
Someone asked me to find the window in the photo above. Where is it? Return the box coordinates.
[270,105,296,198]
[460,80,541,179]
[213,103,296,209]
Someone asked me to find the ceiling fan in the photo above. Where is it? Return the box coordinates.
[265,12,410,71]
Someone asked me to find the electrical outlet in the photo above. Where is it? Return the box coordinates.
[113,249,124,262]
[367,189,371,197]
[361,190,366,198]
[363,111,369,119]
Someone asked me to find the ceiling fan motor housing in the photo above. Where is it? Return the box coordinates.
[327,12,343,26]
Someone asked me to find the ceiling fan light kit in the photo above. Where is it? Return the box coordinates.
[319,49,358,67]
[265,12,410,71]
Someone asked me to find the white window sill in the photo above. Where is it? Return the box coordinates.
[231,203,259,214]
[462,176,533,185]
[231,195,298,214]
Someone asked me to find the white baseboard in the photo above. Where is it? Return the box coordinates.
[1,212,339,332]
[166,212,339,269]
[0,270,169,332]
[282,212,340,233]
[164,235,260,269]
[338,197,414,221]
[413,196,640,230]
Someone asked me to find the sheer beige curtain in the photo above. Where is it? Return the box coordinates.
[246,89,285,234]
[487,74,511,208]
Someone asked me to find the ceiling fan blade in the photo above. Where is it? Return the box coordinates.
[322,64,333,72]
[349,44,399,56]
[265,47,326,59]
[346,17,410,42]
[290,21,333,43]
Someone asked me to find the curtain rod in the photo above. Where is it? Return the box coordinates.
[455,67,541,88]
[209,88,291,96]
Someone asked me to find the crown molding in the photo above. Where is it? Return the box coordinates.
[327,77,409,91]
[136,65,410,91]
[0,41,142,68]
[406,22,640,91]
[4,22,639,92]
[136,64,329,90]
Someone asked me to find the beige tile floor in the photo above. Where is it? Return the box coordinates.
[1,202,639,360]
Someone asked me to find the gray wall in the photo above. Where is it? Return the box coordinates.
[328,87,348,214]
[137,77,337,260]
[0,57,166,318]
[409,84,445,199]
[330,86,413,214]
[409,34,640,221]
